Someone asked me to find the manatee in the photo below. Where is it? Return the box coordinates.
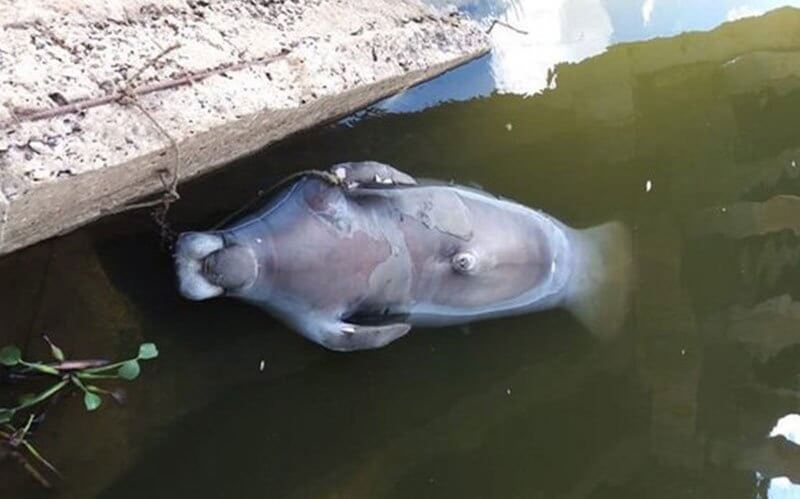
[175,162,633,351]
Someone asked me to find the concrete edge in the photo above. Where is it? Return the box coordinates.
[0,49,489,256]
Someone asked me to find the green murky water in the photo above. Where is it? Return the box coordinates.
[4,7,800,499]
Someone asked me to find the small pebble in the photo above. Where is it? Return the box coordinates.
[505,123,513,131]
[645,180,653,192]
[259,360,266,371]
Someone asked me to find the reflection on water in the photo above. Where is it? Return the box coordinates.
[760,414,800,498]
[379,0,800,114]
[483,0,613,95]
[3,6,800,499]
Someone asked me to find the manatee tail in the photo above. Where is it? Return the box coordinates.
[563,221,635,340]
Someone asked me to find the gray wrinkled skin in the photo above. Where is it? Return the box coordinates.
[175,162,632,351]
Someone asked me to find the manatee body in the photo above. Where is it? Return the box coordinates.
[175,162,632,351]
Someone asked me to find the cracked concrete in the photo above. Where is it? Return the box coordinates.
[0,0,489,255]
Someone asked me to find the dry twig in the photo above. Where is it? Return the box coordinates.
[486,19,529,35]
[1,48,289,128]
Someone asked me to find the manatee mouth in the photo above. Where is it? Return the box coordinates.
[175,232,258,301]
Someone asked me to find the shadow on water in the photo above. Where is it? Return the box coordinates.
[3,7,800,499]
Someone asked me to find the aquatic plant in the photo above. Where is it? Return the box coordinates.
[0,336,158,486]
[0,336,158,420]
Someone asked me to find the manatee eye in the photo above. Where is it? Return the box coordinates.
[451,251,478,274]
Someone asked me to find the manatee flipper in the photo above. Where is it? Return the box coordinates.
[563,221,634,340]
[330,161,417,188]
[296,315,412,352]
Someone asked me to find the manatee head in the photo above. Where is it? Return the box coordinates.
[175,232,258,300]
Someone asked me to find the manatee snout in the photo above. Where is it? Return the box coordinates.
[175,232,257,300]
[202,245,257,290]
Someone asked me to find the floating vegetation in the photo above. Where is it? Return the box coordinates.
[0,336,159,487]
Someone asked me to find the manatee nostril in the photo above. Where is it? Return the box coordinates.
[202,245,257,290]
[202,253,223,284]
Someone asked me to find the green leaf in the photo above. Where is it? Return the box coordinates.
[0,346,21,367]
[83,392,102,411]
[118,360,140,380]
[137,343,159,360]
[0,409,14,424]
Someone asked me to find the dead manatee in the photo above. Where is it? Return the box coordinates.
[175,162,633,351]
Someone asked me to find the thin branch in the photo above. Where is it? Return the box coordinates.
[0,48,290,128]
[12,450,52,488]
[486,19,529,36]
[21,439,60,477]
[126,43,181,87]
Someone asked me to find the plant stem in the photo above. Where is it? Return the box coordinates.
[19,361,60,376]
[10,379,69,414]
[11,450,52,488]
[75,373,120,380]
[82,360,131,374]
[21,440,60,476]
[70,376,91,394]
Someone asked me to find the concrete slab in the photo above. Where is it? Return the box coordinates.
[0,0,489,255]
